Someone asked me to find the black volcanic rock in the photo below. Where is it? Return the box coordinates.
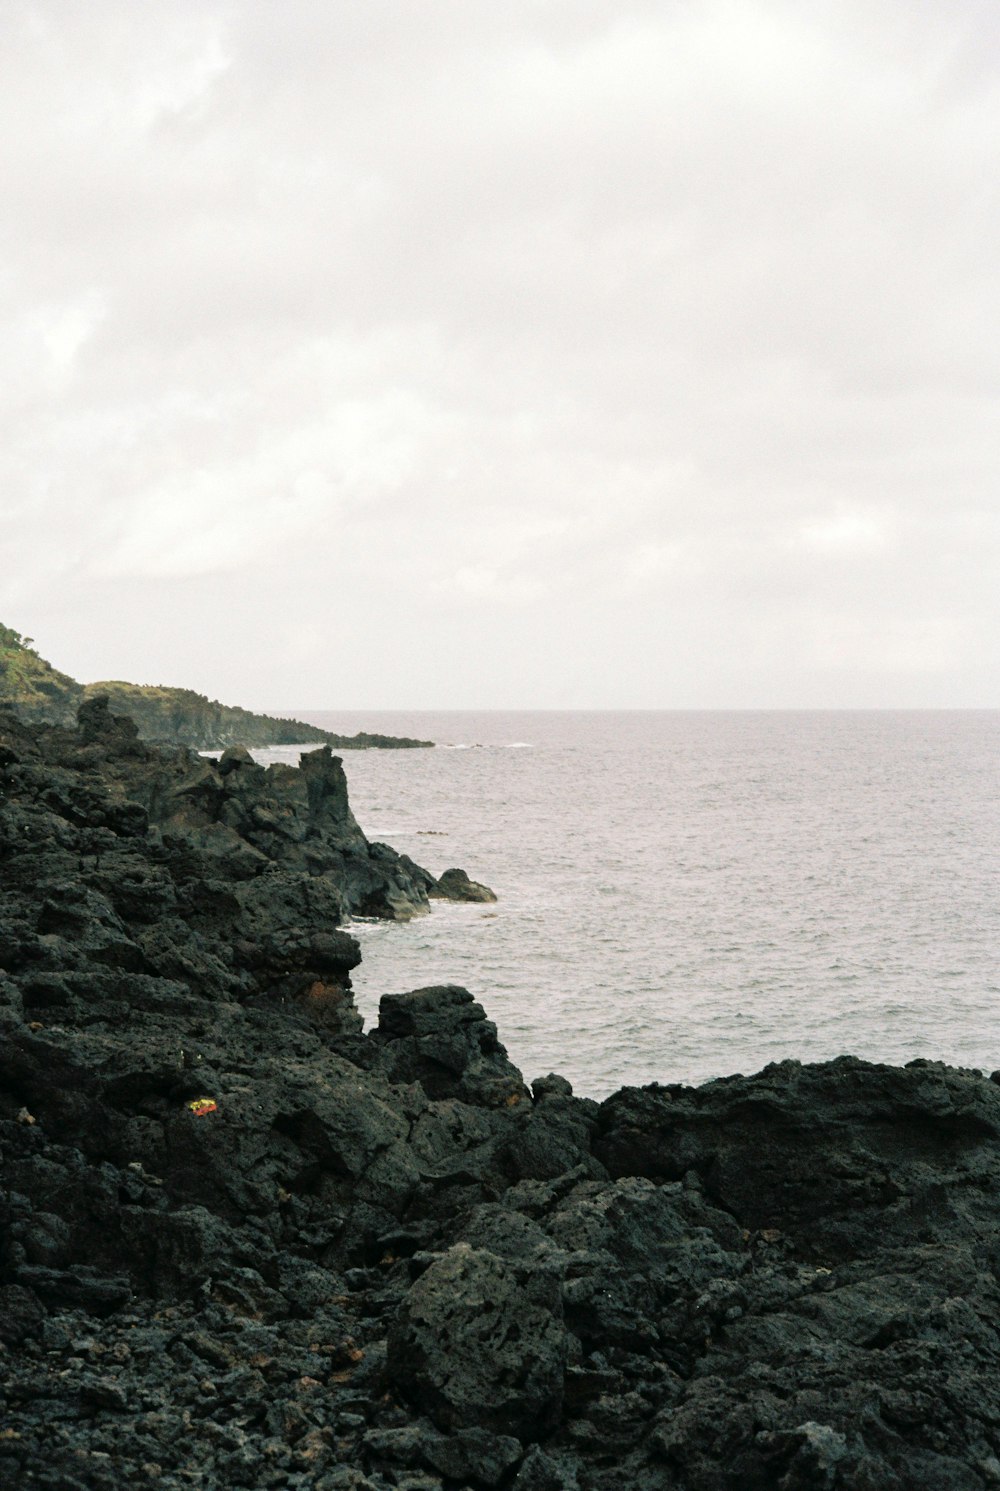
[4,707,1000,1489]
[15,695,447,923]
[369,985,526,1105]
[431,866,498,903]
[387,1243,567,1438]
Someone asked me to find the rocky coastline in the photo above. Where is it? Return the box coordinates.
[79,683,435,753]
[2,704,999,1489]
[0,627,433,750]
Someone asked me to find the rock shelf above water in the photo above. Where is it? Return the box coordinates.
[1,705,999,1489]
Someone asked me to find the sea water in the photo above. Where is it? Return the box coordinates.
[255,711,999,1100]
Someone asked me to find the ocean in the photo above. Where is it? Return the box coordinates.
[255,710,999,1101]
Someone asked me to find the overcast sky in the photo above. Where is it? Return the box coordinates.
[2,1,998,709]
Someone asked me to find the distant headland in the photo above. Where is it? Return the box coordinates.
[0,625,432,750]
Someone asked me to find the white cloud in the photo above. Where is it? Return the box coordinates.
[796,509,891,555]
[446,565,545,606]
[94,463,339,580]
[31,289,108,386]
[627,542,689,581]
[807,613,965,675]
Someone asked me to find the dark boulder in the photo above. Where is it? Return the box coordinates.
[513,1444,581,1490]
[432,867,497,903]
[498,1083,606,1183]
[387,1243,567,1439]
[362,1420,522,1486]
[594,1056,1000,1262]
[370,985,528,1106]
[76,693,142,752]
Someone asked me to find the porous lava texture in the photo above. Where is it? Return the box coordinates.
[2,705,1000,1489]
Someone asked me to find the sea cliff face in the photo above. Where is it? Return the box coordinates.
[80,682,434,751]
[1,705,998,1490]
[0,627,432,750]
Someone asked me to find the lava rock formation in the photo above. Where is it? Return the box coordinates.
[2,704,999,1490]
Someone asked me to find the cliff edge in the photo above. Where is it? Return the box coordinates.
[0,624,82,726]
[0,626,432,750]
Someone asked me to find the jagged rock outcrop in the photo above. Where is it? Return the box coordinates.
[4,707,1000,1489]
[369,986,525,1105]
[4,695,472,926]
[430,867,498,904]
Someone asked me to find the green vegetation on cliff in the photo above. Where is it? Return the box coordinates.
[0,627,433,750]
[0,626,82,725]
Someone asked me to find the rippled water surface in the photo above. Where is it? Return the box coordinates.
[257,711,999,1099]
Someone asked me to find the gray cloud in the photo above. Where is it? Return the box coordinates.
[1,0,997,707]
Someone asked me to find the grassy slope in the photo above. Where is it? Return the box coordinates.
[0,625,82,725]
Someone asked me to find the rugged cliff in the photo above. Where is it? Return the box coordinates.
[0,625,82,726]
[0,628,432,750]
[0,705,996,1491]
[80,682,433,751]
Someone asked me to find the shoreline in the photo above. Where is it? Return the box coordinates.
[1,703,996,1488]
